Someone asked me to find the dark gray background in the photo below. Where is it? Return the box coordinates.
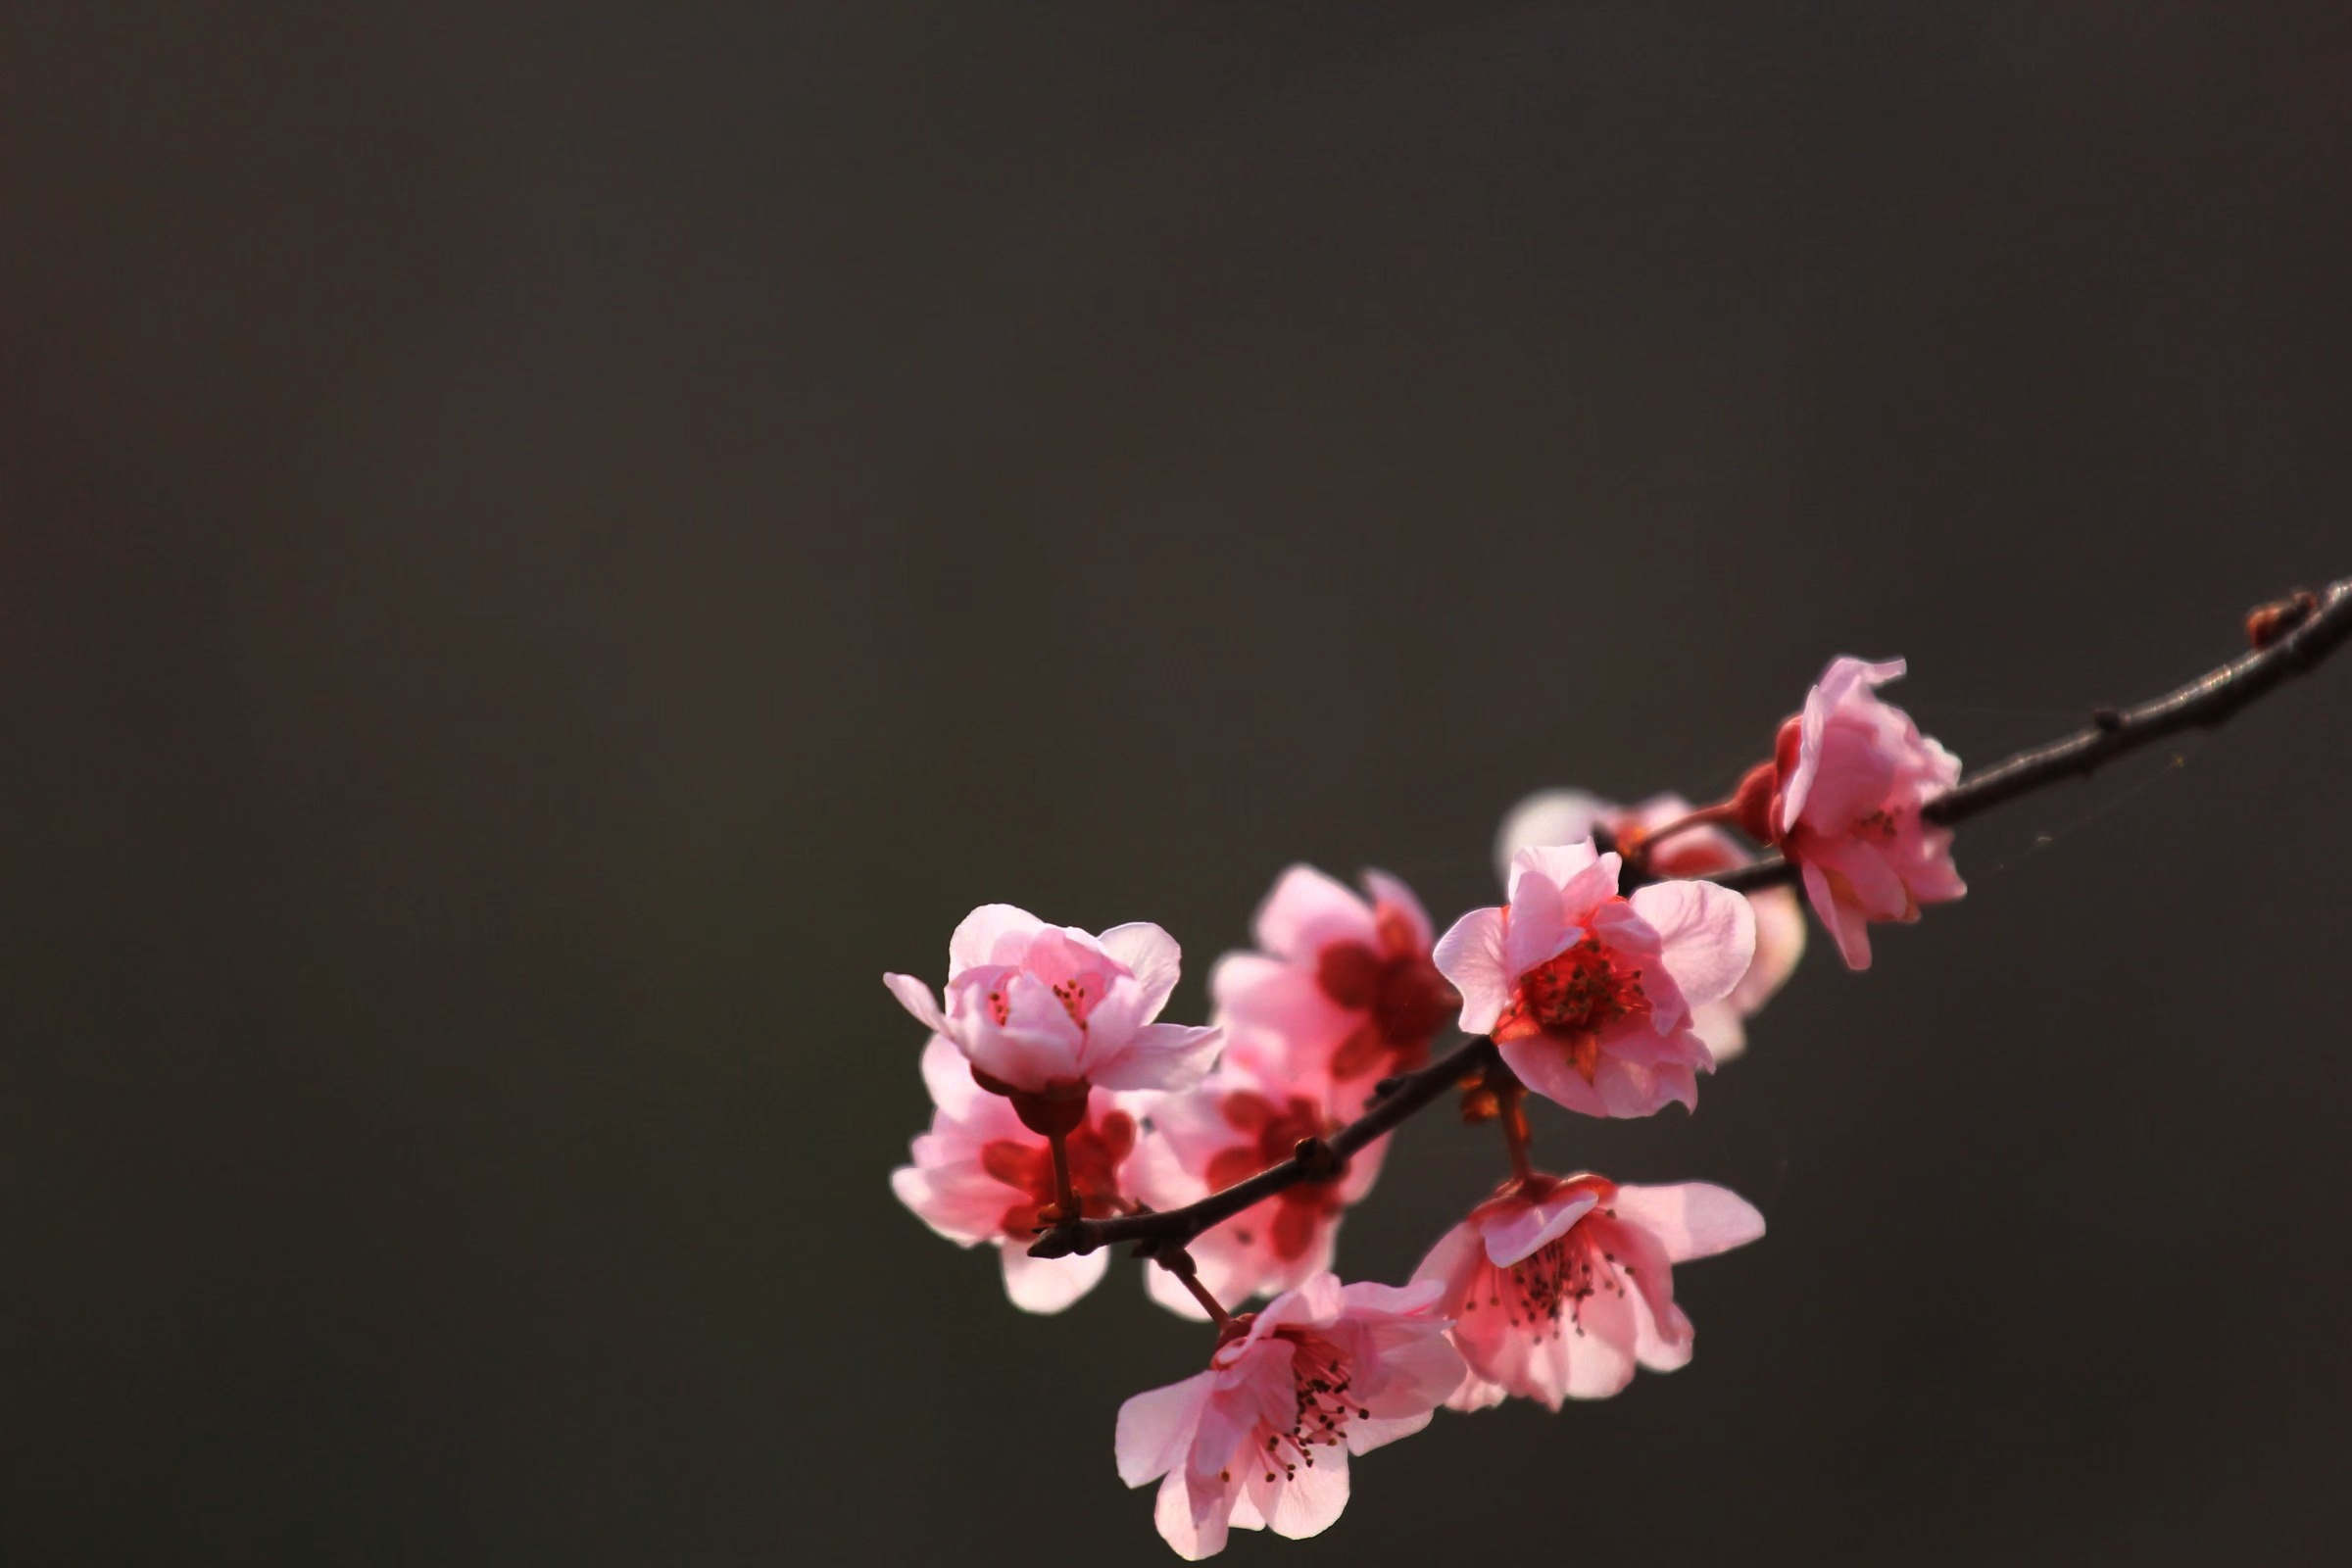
[5,4,2348,1563]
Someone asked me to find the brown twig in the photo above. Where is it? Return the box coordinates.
[1027,1035,1498,1258]
[1706,575,2352,896]
[1027,575,2351,1259]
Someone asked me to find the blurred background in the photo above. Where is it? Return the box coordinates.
[5,3,2349,1563]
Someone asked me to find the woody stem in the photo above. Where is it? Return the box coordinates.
[1047,1131,1080,1224]
[1631,801,1740,859]
[1497,1084,1536,1185]
[1174,1267,1235,1331]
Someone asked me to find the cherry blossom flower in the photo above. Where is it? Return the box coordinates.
[1114,1273,1465,1560]
[1433,842,1755,1117]
[1738,657,1965,970]
[1211,866,1457,1119]
[890,1037,1142,1312]
[1495,789,1805,1061]
[1130,1058,1390,1320]
[884,905,1221,1105]
[1412,1172,1764,1409]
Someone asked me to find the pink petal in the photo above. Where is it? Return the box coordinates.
[917,1034,980,1114]
[1502,867,1576,978]
[1561,1275,1641,1398]
[1432,906,1511,1035]
[1610,1181,1766,1261]
[1099,921,1183,1020]
[1152,1471,1226,1561]
[1477,1188,1599,1268]
[882,972,949,1034]
[1116,1369,1217,1487]
[1360,869,1434,951]
[1506,841,1599,903]
[1800,860,1876,970]
[1252,864,1375,960]
[1000,1242,1107,1314]
[1630,880,1758,1009]
[946,903,1047,972]
[1091,1022,1222,1092]
[1495,1034,1607,1118]
[1266,1451,1350,1540]
[1492,790,1608,882]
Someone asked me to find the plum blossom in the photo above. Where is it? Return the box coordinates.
[1495,790,1805,1061]
[885,905,1221,1103]
[1738,657,1965,970]
[1114,1273,1464,1560]
[890,1037,1142,1312]
[1433,842,1755,1117]
[1211,866,1457,1119]
[1131,1057,1390,1321]
[1412,1172,1764,1409]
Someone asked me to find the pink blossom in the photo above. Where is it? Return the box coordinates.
[889,1038,1143,1312]
[1130,1058,1390,1320]
[1210,866,1458,1119]
[1495,790,1805,1061]
[1433,842,1755,1117]
[885,904,1221,1101]
[1412,1172,1764,1409]
[1743,657,1965,970]
[1114,1273,1465,1560]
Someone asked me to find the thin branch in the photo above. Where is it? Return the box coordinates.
[1029,575,2350,1259]
[1707,575,2352,896]
[1027,1035,1498,1258]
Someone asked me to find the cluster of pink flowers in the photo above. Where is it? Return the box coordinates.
[885,656,1963,1557]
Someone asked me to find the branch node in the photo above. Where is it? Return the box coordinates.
[2091,705,2125,732]
[1293,1136,1344,1180]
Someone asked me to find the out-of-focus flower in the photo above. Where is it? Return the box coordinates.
[1412,1172,1764,1409]
[1495,790,1804,1061]
[890,1038,1142,1312]
[885,904,1221,1105]
[1739,657,1964,969]
[1434,843,1754,1117]
[1114,1274,1464,1560]
[1131,1058,1389,1320]
[1211,866,1457,1118]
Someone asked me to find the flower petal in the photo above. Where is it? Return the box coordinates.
[1432,906,1511,1035]
[1629,880,1758,1008]
[1610,1181,1766,1261]
[1117,1369,1217,1487]
[883,972,949,1034]
[1000,1242,1107,1314]
[1252,864,1376,959]
[1099,921,1183,1020]
[947,904,1047,972]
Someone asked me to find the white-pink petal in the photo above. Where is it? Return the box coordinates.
[1099,921,1183,1020]
[1610,1181,1767,1261]
[1629,880,1758,1009]
[1432,906,1512,1034]
[1116,1369,1216,1487]
[1000,1243,1108,1314]
[882,971,949,1034]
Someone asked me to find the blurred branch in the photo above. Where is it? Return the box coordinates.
[1030,574,2351,1262]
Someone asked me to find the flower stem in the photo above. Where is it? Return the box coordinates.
[1497,1083,1535,1185]
[1047,1130,1080,1225]
[1174,1267,1235,1332]
[1630,800,1740,860]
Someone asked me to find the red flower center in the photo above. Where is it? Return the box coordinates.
[1204,1093,1345,1262]
[980,1110,1136,1235]
[1312,906,1460,1080]
[1493,936,1647,1080]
